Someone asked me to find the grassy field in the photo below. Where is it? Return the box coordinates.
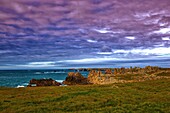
[0,79,170,113]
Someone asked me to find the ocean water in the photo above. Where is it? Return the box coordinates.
[0,69,89,88]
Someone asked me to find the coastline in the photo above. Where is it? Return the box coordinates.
[1,66,170,88]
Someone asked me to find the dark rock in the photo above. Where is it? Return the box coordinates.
[28,78,61,87]
[63,72,89,85]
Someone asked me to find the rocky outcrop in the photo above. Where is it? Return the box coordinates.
[63,72,89,85]
[28,78,61,87]
[87,70,104,84]
[105,69,113,74]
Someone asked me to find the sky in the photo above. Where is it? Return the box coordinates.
[0,0,170,69]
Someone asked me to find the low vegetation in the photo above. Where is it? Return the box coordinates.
[0,78,170,113]
[87,66,170,84]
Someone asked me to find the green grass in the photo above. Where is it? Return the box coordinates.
[0,79,170,113]
[115,74,142,80]
[156,71,170,76]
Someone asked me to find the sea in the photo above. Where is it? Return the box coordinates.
[0,69,89,88]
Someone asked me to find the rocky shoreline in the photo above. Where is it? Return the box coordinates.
[27,66,170,87]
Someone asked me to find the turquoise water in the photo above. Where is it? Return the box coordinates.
[0,70,89,87]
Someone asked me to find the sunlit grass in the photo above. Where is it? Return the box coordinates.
[0,79,170,113]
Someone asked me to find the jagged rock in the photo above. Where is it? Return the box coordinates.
[105,69,113,74]
[63,72,89,85]
[87,70,103,84]
[28,78,61,87]
[68,72,75,77]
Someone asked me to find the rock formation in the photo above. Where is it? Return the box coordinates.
[105,69,113,74]
[87,70,105,84]
[28,78,61,87]
[63,72,89,85]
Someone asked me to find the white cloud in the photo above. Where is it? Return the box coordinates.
[97,52,113,55]
[93,28,112,33]
[162,37,170,41]
[58,58,121,64]
[159,22,168,27]
[144,18,160,25]
[17,61,57,67]
[134,12,151,20]
[151,10,166,15]
[113,47,170,56]
[154,43,164,47]
[153,27,170,34]
[93,28,125,34]
[125,36,135,40]
[134,10,166,20]
[113,50,129,54]
[28,62,55,65]
[87,39,97,43]
[57,51,170,65]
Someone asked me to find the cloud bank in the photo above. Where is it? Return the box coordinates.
[0,0,170,69]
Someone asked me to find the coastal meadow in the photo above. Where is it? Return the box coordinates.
[0,78,170,113]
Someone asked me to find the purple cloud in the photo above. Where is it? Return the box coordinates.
[0,0,170,69]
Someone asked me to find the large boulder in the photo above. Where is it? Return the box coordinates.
[28,78,61,87]
[63,72,89,85]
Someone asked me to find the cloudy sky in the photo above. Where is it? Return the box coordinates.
[0,0,170,69]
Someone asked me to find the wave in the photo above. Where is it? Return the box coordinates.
[55,80,64,83]
[16,85,25,88]
[44,72,66,74]
[35,71,66,74]
[35,72,41,74]
[16,83,29,88]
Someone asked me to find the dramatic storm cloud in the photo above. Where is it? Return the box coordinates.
[0,0,170,69]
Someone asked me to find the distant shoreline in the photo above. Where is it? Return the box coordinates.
[0,66,170,88]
